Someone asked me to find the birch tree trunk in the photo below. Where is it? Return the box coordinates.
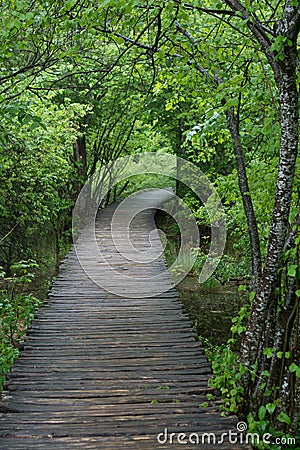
[223,0,300,431]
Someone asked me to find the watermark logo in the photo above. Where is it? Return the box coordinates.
[72,152,226,297]
[157,422,296,447]
[156,423,296,446]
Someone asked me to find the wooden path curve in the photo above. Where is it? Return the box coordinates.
[0,190,249,449]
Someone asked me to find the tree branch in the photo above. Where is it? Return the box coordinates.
[223,0,281,82]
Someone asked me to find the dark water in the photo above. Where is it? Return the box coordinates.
[27,263,57,301]
[177,277,246,346]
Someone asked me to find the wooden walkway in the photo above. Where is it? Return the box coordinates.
[0,190,249,449]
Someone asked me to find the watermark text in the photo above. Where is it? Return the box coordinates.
[157,424,296,446]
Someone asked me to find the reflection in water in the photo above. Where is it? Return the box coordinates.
[177,277,246,346]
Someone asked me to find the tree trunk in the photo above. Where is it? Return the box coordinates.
[73,134,87,197]
[225,107,262,287]
[240,37,299,429]
[176,117,186,197]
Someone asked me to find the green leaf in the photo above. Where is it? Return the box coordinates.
[238,284,247,292]
[287,264,297,277]
[263,347,276,358]
[249,291,256,302]
[277,411,291,425]
[258,405,266,420]
[266,403,276,415]
[289,363,300,377]
[289,363,298,372]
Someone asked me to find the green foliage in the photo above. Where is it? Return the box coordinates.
[231,306,250,336]
[215,157,278,259]
[202,300,252,413]
[168,244,251,285]
[270,36,294,61]
[246,412,300,450]
[203,337,245,414]
[289,363,300,378]
[205,293,300,448]
[0,89,88,270]
[0,261,42,390]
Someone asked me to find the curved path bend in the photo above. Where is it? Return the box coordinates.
[0,189,249,449]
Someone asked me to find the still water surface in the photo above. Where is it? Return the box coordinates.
[177,277,246,346]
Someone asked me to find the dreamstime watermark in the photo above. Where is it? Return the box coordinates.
[156,422,296,446]
[72,152,226,297]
